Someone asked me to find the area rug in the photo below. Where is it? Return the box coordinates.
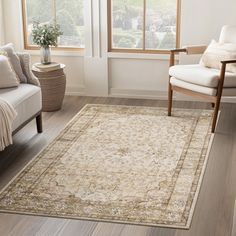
[0,104,214,229]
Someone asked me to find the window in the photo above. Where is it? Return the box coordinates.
[108,0,180,53]
[22,0,84,50]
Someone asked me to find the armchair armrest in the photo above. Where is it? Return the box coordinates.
[17,52,40,86]
[221,59,236,64]
[169,48,186,66]
[169,45,207,67]
[170,48,187,53]
[218,59,236,84]
[183,45,207,55]
[170,45,207,55]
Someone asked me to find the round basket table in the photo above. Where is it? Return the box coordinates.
[32,63,66,112]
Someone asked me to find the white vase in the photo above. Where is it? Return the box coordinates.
[40,46,51,65]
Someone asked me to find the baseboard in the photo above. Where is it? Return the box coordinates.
[65,86,86,96]
[109,88,167,100]
[109,88,236,103]
[109,88,203,101]
[65,87,236,103]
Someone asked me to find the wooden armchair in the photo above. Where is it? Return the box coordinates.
[168,25,236,133]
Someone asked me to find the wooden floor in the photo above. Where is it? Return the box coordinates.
[0,96,236,236]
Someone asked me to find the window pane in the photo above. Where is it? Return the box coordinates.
[112,0,143,49]
[26,0,53,45]
[56,0,85,48]
[145,0,177,50]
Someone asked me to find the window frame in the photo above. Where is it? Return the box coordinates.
[108,0,181,54]
[21,0,85,51]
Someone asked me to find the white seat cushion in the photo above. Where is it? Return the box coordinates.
[169,64,236,88]
[0,84,42,131]
[170,77,217,96]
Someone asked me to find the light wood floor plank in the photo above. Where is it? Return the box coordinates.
[4,215,47,236]
[34,218,69,236]
[58,220,97,236]
[91,223,124,236]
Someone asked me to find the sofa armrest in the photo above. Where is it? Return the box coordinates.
[17,52,40,86]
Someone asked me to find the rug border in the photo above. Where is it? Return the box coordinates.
[0,209,190,229]
[0,104,217,229]
[185,110,220,228]
[185,132,215,228]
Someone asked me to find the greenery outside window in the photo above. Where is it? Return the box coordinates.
[22,0,84,50]
[108,0,181,54]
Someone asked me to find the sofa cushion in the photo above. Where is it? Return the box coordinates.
[169,64,236,88]
[0,55,20,88]
[0,84,42,131]
[1,43,27,83]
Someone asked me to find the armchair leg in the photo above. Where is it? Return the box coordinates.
[36,113,43,133]
[211,100,221,133]
[211,63,225,133]
[168,83,173,116]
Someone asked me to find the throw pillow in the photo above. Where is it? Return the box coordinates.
[200,40,236,73]
[0,43,27,83]
[0,55,20,88]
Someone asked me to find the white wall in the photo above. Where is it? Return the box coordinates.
[0,0,5,45]
[180,0,236,65]
[2,0,236,100]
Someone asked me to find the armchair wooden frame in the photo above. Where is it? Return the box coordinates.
[168,46,236,133]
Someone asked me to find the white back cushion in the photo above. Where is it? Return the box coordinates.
[0,44,27,83]
[200,40,236,73]
[219,25,236,44]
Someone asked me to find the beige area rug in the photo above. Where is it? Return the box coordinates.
[0,104,214,229]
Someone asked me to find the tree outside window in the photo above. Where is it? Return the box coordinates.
[110,0,180,52]
[23,0,84,49]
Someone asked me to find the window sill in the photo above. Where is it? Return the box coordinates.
[107,52,179,61]
[23,50,179,60]
[24,49,85,57]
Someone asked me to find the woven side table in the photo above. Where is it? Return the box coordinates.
[32,64,66,112]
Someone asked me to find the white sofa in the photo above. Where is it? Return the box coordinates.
[0,52,42,134]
